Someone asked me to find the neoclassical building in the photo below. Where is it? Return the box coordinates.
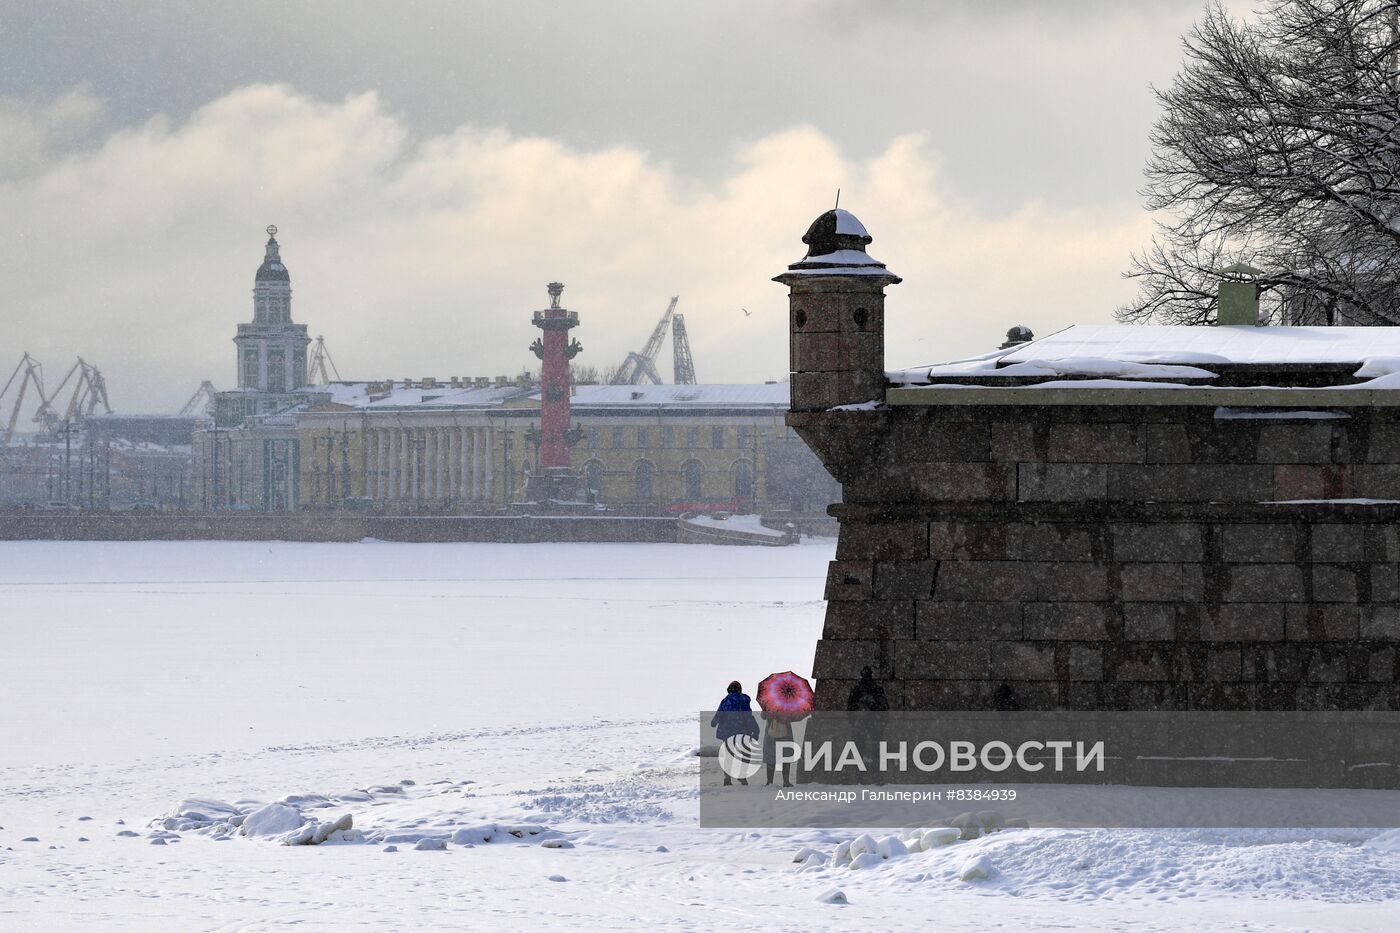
[292,380,826,514]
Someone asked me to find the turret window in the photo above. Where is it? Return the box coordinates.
[242,348,259,388]
[267,348,286,392]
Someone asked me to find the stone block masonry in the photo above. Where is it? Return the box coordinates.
[790,404,1400,711]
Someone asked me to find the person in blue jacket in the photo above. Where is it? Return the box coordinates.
[711,680,759,785]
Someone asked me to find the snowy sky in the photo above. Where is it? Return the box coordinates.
[0,0,1205,412]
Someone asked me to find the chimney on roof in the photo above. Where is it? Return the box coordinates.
[1000,325,1034,349]
[422,377,437,389]
[496,375,508,387]
[1217,262,1263,326]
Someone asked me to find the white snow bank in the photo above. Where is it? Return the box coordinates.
[685,514,788,538]
[156,783,555,852]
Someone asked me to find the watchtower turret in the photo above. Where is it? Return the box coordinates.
[773,208,901,411]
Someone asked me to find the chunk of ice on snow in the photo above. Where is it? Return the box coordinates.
[414,837,447,851]
[848,833,877,858]
[547,874,567,882]
[921,827,961,848]
[816,888,848,904]
[240,803,305,839]
[848,852,884,870]
[957,854,993,881]
[875,836,909,860]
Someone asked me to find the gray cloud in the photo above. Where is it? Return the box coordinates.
[1,0,1204,213]
[0,85,1149,413]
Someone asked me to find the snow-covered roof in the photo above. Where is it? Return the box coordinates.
[304,382,790,411]
[570,384,789,408]
[313,382,534,410]
[778,207,900,280]
[832,209,868,237]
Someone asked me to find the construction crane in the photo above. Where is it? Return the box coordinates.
[308,335,341,385]
[610,296,679,385]
[180,380,218,416]
[1,352,45,445]
[672,313,696,385]
[35,357,111,432]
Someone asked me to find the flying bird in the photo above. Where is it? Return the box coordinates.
[741,308,751,317]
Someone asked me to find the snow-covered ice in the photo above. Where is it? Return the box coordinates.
[2,540,1400,930]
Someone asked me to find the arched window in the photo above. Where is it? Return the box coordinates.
[633,460,654,499]
[734,459,754,500]
[584,460,604,499]
[682,460,703,500]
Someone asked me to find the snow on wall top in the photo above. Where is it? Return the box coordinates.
[999,325,1400,367]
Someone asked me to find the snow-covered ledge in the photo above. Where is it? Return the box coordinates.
[884,385,1400,407]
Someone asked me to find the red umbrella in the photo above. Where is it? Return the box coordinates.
[757,671,814,723]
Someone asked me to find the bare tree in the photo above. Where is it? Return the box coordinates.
[1122,0,1400,326]
[569,363,601,385]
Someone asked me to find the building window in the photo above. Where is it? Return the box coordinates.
[738,427,752,449]
[292,348,306,388]
[636,427,648,449]
[686,427,699,448]
[662,426,675,449]
[584,460,604,499]
[712,426,724,449]
[735,460,754,501]
[586,428,600,450]
[267,348,286,393]
[612,427,624,449]
[634,460,654,499]
[682,460,703,500]
[243,348,259,388]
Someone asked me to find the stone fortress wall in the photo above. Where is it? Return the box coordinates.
[777,208,1400,712]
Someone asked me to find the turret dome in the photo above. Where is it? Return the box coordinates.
[256,225,290,283]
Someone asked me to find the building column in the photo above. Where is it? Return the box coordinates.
[453,427,464,505]
[375,429,386,500]
[469,428,480,501]
[412,429,422,504]
[426,429,437,501]
[480,427,492,502]
[436,427,447,502]
[397,428,408,501]
[382,430,391,500]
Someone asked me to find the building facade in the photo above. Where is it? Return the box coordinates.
[291,381,835,514]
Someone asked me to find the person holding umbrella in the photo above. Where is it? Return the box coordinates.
[710,680,759,786]
[757,671,814,787]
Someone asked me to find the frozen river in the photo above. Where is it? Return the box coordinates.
[0,539,833,765]
[2,539,1398,931]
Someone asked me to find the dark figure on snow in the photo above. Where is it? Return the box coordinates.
[847,666,889,779]
[761,712,799,787]
[711,680,759,786]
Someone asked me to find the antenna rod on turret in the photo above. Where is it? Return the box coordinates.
[834,188,841,210]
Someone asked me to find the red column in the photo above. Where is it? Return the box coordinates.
[531,283,581,471]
